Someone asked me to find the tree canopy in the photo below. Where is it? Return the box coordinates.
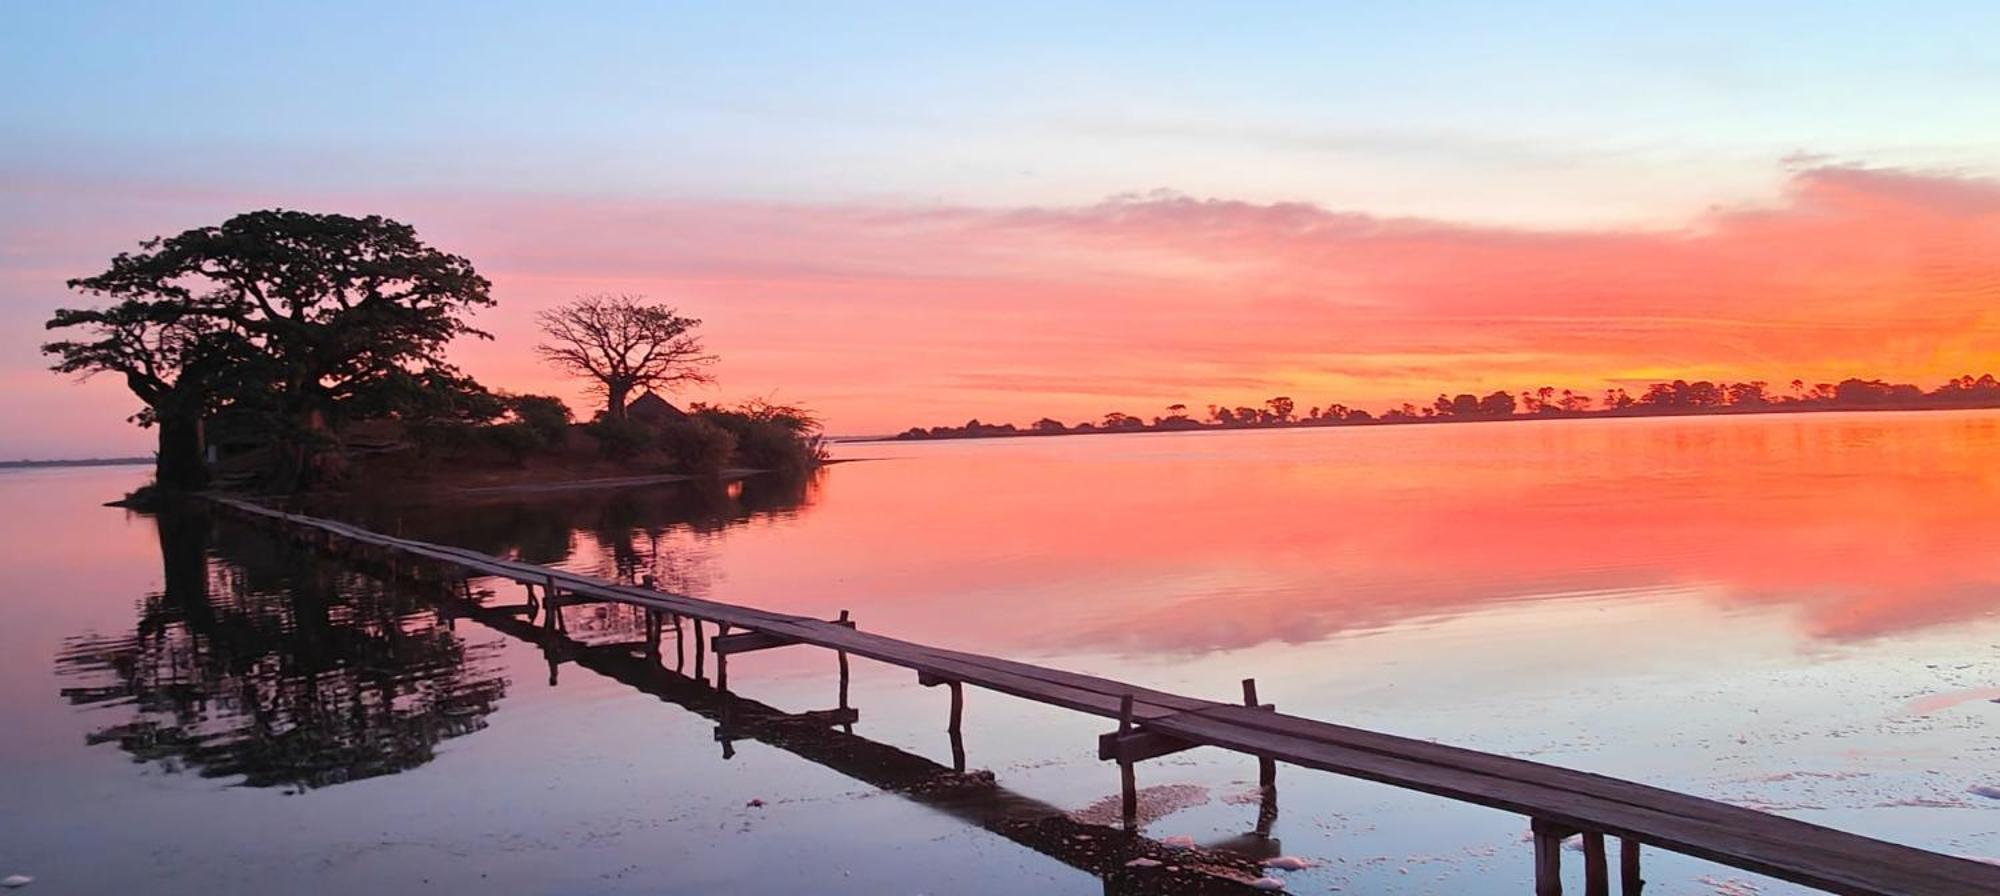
[535,293,715,420]
[47,209,495,490]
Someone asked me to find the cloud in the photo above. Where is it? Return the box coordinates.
[5,162,2000,449]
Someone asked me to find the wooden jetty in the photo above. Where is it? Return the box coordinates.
[429,571,1276,894]
[212,496,2000,896]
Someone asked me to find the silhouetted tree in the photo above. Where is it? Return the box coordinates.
[536,294,715,422]
[42,301,259,489]
[53,210,494,489]
[1265,396,1295,422]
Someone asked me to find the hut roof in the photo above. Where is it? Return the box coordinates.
[626,392,688,425]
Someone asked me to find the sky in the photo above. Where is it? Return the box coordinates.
[5,2,2000,454]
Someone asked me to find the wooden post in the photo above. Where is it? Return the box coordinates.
[1532,819,1565,896]
[1620,838,1643,895]
[1243,678,1276,788]
[947,680,966,772]
[693,620,706,682]
[715,623,731,692]
[674,614,686,672]
[1583,832,1609,896]
[1118,693,1138,830]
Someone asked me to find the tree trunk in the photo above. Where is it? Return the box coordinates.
[155,413,208,491]
[606,383,631,422]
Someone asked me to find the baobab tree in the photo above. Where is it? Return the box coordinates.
[535,294,716,421]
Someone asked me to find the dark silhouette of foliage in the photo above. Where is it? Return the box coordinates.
[894,372,2000,441]
[50,210,494,489]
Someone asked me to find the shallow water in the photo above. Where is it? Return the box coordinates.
[3,411,1998,894]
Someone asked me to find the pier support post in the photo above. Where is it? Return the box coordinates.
[1620,838,1643,895]
[1583,831,1609,896]
[716,623,731,692]
[1242,678,1276,789]
[674,614,686,672]
[693,620,706,682]
[1532,819,1566,896]
[835,609,853,720]
[1118,693,1138,830]
[947,680,966,772]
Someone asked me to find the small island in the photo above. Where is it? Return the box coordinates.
[42,210,824,506]
[891,377,2000,441]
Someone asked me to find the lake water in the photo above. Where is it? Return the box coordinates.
[3,411,1998,895]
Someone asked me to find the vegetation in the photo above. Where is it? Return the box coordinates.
[534,294,715,421]
[46,210,494,493]
[44,213,826,496]
[896,374,2000,441]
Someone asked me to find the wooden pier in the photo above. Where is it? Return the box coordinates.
[213,496,2000,896]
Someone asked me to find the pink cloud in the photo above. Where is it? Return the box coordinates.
[5,162,2000,451]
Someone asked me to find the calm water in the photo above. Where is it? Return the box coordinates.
[3,411,1998,895]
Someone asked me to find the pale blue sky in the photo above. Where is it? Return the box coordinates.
[6,2,2000,225]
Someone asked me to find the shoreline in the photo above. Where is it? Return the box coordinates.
[867,399,2000,445]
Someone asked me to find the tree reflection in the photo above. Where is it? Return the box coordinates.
[55,505,508,792]
[335,468,822,587]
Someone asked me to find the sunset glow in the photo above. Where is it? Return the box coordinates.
[6,4,2000,454]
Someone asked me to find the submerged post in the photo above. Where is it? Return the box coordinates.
[947,680,966,772]
[1620,838,1643,895]
[1583,831,1609,896]
[1243,678,1276,788]
[1118,693,1138,829]
[1532,819,1566,896]
[716,623,732,692]
[693,620,707,682]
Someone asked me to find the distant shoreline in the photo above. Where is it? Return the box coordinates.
[0,457,152,469]
[867,399,2000,444]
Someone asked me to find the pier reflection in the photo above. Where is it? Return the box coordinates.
[448,579,1276,895]
[54,505,509,792]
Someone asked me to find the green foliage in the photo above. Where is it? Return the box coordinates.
[690,399,825,475]
[503,393,572,444]
[654,417,738,476]
[481,422,545,465]
[587,418,653,459]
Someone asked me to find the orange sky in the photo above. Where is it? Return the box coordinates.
[5,163,2000,450]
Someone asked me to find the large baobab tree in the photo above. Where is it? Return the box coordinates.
[50,209,495,491]
[534,294,716,421]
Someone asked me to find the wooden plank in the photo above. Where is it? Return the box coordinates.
[716,618,856,655]
[1097,726,1200,763]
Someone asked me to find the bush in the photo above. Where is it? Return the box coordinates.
[689,399,826,475]
[504,394,572,445]
[482,421,545,464]
[734,419,822,475]
[409,419,484,459]
[587,418,653,459]
[656,418,737,476]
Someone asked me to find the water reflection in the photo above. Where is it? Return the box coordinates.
[54,505,509,792]
[338,469,821,588]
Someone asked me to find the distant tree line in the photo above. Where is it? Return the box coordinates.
[895,375,2000,441]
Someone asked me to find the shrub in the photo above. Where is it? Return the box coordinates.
[409,419,484,459]
[504,394,572,445]
[656,417,737,476]
[734,419,823,475]
[587,418,653,459]
[482,421,545,464]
